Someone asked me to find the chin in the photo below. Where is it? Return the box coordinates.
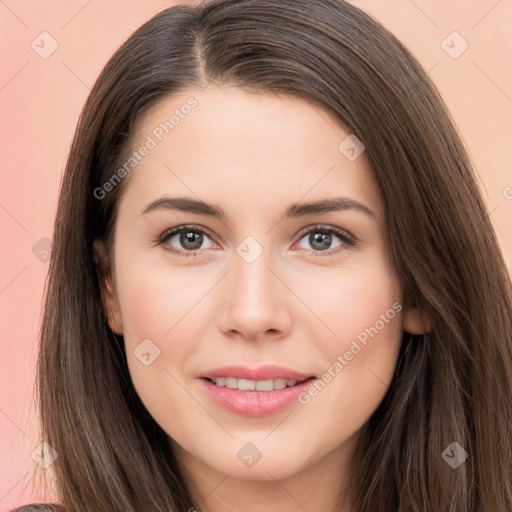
[196,439,316,481]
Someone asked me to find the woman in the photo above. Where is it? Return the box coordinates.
[12,0,512,510]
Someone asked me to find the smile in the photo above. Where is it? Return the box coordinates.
[200,374,316,417]
[206,377,306,391]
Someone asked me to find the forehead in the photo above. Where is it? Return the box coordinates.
[122,85,382,221]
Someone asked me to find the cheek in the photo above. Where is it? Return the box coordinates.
[301,257,403,413]
[301,256,402,350]
[336,271,402,354]
[112,255,202,384]
[115,256,210,341]
[115,264,208,432]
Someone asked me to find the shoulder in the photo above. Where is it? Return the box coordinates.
[9,505,63,512]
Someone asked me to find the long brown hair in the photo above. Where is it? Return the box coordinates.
[30,0,512,510]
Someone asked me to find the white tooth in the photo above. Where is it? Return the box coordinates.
[238,378,256,391]
[273,378,287,390]
[255,379,274,391]
[218,377,297,391]
[225,377,238,389]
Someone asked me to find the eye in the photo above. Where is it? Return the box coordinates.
[294,224,356,256]
[156,225,218,257]
[155,223,357,258]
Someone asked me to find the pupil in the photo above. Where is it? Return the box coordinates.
[310,232,331,250]
[181,231,202,250]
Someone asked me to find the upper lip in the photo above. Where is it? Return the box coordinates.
[200,365,314,381]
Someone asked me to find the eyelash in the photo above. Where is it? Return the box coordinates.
[155,224,357,258]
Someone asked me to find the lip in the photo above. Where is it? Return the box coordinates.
[199,365,316,417]
[200,377,316,417]
[200,364,312,381]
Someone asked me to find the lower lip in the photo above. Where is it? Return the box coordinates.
[200,377,315,417]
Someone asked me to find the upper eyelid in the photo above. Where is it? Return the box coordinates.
[296,224,353,240]
[159,224,218,243]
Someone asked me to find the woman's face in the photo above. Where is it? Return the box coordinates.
[99,85,427,482]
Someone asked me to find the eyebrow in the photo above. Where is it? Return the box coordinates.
[141,196,376,220]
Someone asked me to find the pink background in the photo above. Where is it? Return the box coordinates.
[1,0,511,509]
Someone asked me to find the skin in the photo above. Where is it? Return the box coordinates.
[96,85,431,512]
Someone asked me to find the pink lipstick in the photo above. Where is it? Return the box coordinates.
[199,364,315,416]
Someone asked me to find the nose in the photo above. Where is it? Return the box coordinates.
[217,245,293,342]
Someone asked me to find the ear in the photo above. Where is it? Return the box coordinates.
[93,239,123,335]
[402,304,433,335]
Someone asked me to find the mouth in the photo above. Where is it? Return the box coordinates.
[199,368,317,417]
[202,376,313,391]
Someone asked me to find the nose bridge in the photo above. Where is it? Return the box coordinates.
[232,235,277,308]
[218,234,291,338]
